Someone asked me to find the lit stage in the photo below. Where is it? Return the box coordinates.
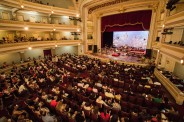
[87,46,151,65]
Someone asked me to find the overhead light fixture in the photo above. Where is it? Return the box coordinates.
[21,5,24,8]
[28,47,32,50]
[24,27,29,30]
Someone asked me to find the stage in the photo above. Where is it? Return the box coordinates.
[88,53,150,66]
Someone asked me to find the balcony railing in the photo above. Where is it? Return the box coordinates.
[0,40,82,54]
[159,43,184,60]
[0,19,80,31]
[154,68,184,105]
[165,10,184,27]
[1,0,78,17]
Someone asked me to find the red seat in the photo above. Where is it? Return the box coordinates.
[121,111,130,118]
[91,113,98,121]
[128,95,136,103]
[84,109,91,118]
[121,93,128,101]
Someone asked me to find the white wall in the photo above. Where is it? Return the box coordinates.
[165,34,172,43]
[171,29,183,43]
[0,52,20,65]
[55,46,78,55]
[160,53,176,72]
[173,62,184,79]
[24,48,44,59]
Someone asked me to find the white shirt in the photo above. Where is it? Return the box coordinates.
[18,85,26,93]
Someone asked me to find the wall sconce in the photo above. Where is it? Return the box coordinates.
[76,14,79,17]
[181,59,184,64]
[21,5,24,8]
[24,27,29,30]
[28,47,32,50]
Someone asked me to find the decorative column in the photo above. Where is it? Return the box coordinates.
[147,7,158,49]
[82,8,88,53]
[94,14,101,53]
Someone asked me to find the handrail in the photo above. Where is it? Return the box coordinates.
[154,68,184,105]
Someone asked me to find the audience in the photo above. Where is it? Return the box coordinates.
[0,53,183,122]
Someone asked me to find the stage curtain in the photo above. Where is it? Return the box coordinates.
[101,10,152,32]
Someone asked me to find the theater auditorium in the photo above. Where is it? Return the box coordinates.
[0,0,184,122]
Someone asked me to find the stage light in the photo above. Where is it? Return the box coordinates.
[28,47,32,50]
[24,27,28,30]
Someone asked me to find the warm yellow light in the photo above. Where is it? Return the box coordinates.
[55,45,58,47]
[28,47,32,50]
[78,43,80,45]
[77,29,80,32]
[21,5,24,8]
[53,28,56,31]
[24,27,28,30]
[76,14,79,17]
[162,24,165,28]
[181,59,184,64]
[51,11,54,14]
[157,50,160,53]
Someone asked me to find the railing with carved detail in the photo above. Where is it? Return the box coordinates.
[154,68,184,105]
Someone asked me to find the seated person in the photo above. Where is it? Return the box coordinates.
[75,111,86,122]
[50,96,58,107]
[41,111,56,122]
[112,100,121,111]
[83,102,93,111]
[100,109,110,122]
[152,94,162,103]
[96,96,108,107]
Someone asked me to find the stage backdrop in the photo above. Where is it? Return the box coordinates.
[101,10,152,48]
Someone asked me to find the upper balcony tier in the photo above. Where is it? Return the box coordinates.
[0,0,79,17]
[0,19,80,31]
[0,40,82,54]
[165,10,184,28]
[152,42,184,60]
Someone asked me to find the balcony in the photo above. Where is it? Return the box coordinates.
[0,19,80,31]
[165,11,184,27]
[154,68,184,105]
[0,0,78,17]
[160,43,184,59]
[0,40,82,54]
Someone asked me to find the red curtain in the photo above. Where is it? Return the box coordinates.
[101,10,152,32]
